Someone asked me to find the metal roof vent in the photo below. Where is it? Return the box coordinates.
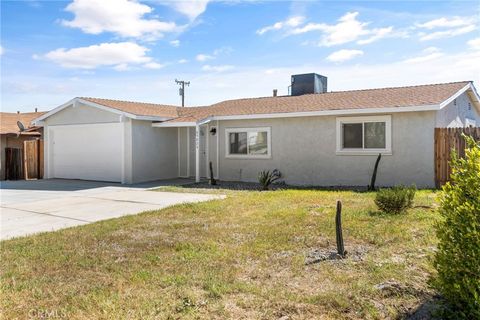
[291,73,327,96]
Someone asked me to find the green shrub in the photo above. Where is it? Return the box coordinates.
[433,135,480,319]
[258,169,282,190]
[374,185,416,214]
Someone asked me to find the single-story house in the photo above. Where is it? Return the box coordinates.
[1,110,45,180]
[32,74,480,188]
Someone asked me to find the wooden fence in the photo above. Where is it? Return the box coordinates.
[434,127,480,187]
[24,139,44,180]
[5,148,23,180]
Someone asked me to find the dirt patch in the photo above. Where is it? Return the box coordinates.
[374,280,420,297]
[180,180,369,192]
[305,245,370,265]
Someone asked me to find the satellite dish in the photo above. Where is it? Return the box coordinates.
[17,121,25,132]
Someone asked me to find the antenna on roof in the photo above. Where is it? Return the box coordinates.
[17,121,25,132]
[175,79,190,107]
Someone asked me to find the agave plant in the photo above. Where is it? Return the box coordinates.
[258,169,282,190]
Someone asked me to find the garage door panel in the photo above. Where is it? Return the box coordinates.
[50,123,123,182]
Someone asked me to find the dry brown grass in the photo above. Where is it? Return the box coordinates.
[1,188,439,319]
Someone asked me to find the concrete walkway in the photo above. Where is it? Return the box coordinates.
[0,179,223,240]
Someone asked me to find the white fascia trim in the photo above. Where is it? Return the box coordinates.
[439,83,472,109]
[467,82,480,103]
[32,98,77,124]
[152,121,197,127]
[77,99,170,121]
[152,103,443,128]
[200,104,440,122]
[465,83,480,113]
[32,97,171,124]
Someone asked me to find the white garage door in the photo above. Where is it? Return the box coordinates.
[49,123,123,182]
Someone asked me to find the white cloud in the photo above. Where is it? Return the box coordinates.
[62,0,180,40]
[113,63,131,71]
[5,48,479,113]
[403,47,444,63]
[43,42,153,69]
[166,0,210,21]
[357,27,393,45]
[196,54,214,62]
[213,46,233,56]
[468,37,480,50]
[416,16,474,29]
[326,49,364,63]
[0,45,3,55]
[170,40,180,47]
[178,59,188,64]
[144,62,164,69]
[195,47,232,62]
[419,25,476,41]
[202,64,234,72]
[259,12,396,47]
[416,16,476,41]
[256,16,305,35]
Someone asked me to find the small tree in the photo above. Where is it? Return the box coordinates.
[433,135,480,319]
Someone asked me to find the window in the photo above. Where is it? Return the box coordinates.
[336,116,391,155]
[226,127,271,158]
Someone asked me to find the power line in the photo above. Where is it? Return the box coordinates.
[175,79,190,107]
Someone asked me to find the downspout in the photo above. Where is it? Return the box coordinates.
[195,124,200,183]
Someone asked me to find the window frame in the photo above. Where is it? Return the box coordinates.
[336,115,392,155]
[225,127,272,159]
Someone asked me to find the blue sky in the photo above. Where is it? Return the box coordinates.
[1,0,479,112]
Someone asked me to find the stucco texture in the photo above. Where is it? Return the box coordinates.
[203,112,437,188]
[131,120,178,183]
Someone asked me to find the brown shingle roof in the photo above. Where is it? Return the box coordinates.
[167,81,470,123]
[74,81,470,123]
[0,112,46,135]
[80,97,181,118]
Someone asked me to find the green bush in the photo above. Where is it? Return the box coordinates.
[258,169,282,190]
[433,135,480,319]
[374,185,416,214]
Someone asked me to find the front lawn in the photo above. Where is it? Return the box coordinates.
[1,188,439,319]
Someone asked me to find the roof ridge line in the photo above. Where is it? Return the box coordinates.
[207,80,472,105]
[79,97,180,109]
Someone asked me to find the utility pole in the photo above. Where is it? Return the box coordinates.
[175,79,190,107]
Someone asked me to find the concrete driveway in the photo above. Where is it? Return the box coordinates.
[1,179,223,240]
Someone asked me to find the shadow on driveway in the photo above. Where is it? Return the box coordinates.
[0,178,195,192]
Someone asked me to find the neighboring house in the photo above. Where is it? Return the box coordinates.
[33,74,480,188]
[1,111,46,180]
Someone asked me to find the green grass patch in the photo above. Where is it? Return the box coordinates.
[1,188,439,319]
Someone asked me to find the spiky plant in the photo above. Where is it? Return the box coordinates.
[258,169,282,190]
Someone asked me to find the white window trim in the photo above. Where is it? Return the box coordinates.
[336,115,392,155]
[225,127,272,159]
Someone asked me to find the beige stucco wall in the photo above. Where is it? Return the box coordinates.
[194,112,437,188]
[436,92,480,127]
[131,120,178,183]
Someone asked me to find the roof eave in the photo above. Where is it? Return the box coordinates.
[32,97,174,125]
[438,82,473,109]
[152,121,197,128]
[195,104,442,123]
